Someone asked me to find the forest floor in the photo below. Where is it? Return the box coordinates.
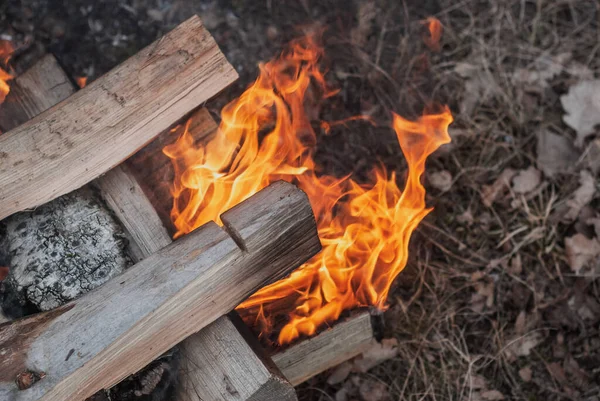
[1,1,599,400]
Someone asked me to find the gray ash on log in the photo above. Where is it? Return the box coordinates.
[0,54,133,320]
[0,187,131,317]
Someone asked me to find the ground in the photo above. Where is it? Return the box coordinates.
[1,0,599,400]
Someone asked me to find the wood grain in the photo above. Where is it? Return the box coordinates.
[0,15,237,220]
[179,313,298,401]
[0,181,321,401]
[96,163,172,262]
[272,312,374,386]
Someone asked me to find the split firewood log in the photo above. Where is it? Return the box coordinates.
[0,55,130,318]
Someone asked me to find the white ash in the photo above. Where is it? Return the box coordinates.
[0,187,131,314]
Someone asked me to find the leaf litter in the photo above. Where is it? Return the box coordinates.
[561,79,600,147]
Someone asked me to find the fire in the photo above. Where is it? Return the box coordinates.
[75,76,88,88]
[164,34,452,344]
[0,40,15,105]
[422,17,442,52]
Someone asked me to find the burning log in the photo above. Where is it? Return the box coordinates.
[100,130,299,401]
[272,312,374,386]
[0,15,237,221]
[0,181,321,401]
[5,50,298,401]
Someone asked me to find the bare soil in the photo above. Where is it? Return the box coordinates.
[1,1,599,400]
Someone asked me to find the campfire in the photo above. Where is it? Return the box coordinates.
[0,14,451,401]
[163,34,452,345]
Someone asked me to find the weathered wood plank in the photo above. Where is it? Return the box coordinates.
[0,15,238,220]
[0,181,320,401]
[0,55,129,316]
[178,313,298,401]
[96,163,172,262]
[272,312,374,386]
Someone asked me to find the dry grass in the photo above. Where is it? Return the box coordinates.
[293,0,599,400]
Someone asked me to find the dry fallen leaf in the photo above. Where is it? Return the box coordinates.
[519,366,532,382]
[327,361,353,385]
[536,130,580,177]
[512,166,542,194]
[353,338,398,373]
[584,138,600,174]
[358,379,391,401]
[454,62,478,77]
[482,169,516,207]
[457,208,474,225]
[569,293,600,322]
[505,332,543,360]
[481,390,505,400]
[561,79,600,147]
[471,280,495,312]
[564,233,600,274]
[515,311,527,335]
[563,170,596,222]
[466,374,488,390]
[547,362,568,386]
[461,71,497,116]
[455,56,498,116]
[428,170,453,192]
[509,254,522,275]
[512,52,571,90]
[566,61,594,80]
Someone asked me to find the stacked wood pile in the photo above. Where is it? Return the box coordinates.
[0,15,376,401]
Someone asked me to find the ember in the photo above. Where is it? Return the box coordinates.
[0,40,14,105]
[164,34,452,345]
[422,17,442,52]
[75,76,87,88]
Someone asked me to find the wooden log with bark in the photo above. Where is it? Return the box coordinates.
[0,15,237,221]
[0,181,321,401]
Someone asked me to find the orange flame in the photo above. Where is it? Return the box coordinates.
[75,76,88,88]
[164,35,452,344]
[422,17,442,52]
[0,40,15,105]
